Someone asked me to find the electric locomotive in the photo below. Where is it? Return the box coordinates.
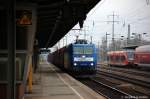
[48,39,97,77]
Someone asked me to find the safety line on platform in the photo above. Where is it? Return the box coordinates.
[49,63,85,99]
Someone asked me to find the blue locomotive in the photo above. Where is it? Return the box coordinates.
[48,39,97,77]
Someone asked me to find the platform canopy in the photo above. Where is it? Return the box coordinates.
[1,0,101,48]
[35,0,101,48]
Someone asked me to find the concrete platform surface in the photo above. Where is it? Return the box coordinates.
[25,62,105,99]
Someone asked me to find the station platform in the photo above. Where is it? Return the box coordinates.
[24,62,105,99]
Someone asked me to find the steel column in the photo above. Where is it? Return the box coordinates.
[7,0,16,99]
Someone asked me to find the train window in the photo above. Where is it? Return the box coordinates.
[84,47,93,54]
[116,55,120,62]
[73,47,84,54]
[120,55,125,61]
[127,51,134,59]
[112,56,115,61]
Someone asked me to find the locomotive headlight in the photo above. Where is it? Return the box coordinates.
[82,55,85,58]
[74,63,77,66]
[91,63,94,66]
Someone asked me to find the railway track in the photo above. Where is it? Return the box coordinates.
[79,77,148,99]
[97,70,150,89]
[98,66,150,78]
[78,65,150,98]
[97,65,150,88]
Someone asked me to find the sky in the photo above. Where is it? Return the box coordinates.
[53,0,150,49]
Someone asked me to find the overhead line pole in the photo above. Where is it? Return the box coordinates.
[127,24,131,45]
[107,12,119,51]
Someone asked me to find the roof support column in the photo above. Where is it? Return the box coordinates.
[7,0,16,99]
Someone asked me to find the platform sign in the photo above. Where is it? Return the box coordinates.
[16,10,32,25]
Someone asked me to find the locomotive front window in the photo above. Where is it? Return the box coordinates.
[73,47,84,54]
[84,47,93,54]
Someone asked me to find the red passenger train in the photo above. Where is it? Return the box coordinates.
[134,45,150,67]
[107,50,134,66]
[107,45,150,68]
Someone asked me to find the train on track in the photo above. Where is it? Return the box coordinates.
[107,45,150,68]
[107,50,134,66]
[134,45,150,67]
[48,39,97,77]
